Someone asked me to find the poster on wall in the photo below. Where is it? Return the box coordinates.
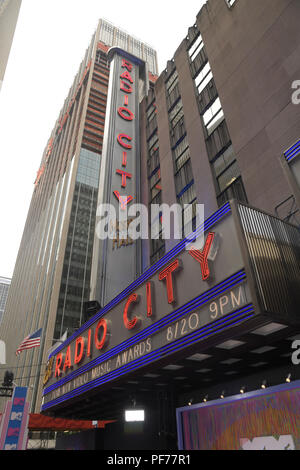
[176,381,300,450]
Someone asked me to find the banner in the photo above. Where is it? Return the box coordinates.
[177,381,300,450]
[0,387,30,450]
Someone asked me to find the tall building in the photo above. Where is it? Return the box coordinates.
[0,276,11,325]
[2,0,300,450]
[40,0,300,451]
[0,0,22,91]
[0,19,158,413]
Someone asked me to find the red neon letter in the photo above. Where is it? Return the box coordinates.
[74,337,85,365]
[95,319,108,350]
[63,346,72,372]
[116,169,132,188]
[146,282,153,318]
[117,133,132,150]
[122,151,127,167]
[120,80,133,93]
[87,329,92,357]
[113,191,133,210]
[55,353,63,378]
[189,232,215,281]
[118,106,134,121]
[122,59,133,72]
[120,70,133,83]
[123,294,139,330]
[159,259,180,304]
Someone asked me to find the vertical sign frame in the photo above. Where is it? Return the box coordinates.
[94,47,145,306]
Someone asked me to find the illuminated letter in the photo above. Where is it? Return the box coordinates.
[189,232,215,281]
[74,337,85,365]
[146,282,153,318]
[118,106,134,121]
[123,294,140,330]
[95,319,108,350]
[63,346,72,372]
[117,133,132,150]
[116,169,132,188]
[113,191,133,210]
[122,151,127,167]
[159,259,180,304]
[122,59,133,72]
[120,80,133,93]
[120,70,133,83]
[87,329,92,357]
[55,353,63,378]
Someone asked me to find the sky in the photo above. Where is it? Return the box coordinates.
[0,0,206,279]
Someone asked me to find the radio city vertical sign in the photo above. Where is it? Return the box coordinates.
[95,48,144,306]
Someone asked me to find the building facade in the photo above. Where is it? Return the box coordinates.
[0,0,22,91]
[0,20,157,413]
[0,276,11,325]
[41,0,300,450]
[2,0,300,450]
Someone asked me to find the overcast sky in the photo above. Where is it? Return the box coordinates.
[0,0,206,278]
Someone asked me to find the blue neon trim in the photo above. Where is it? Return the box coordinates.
[44,270,246,395]
[42,305,254,410]
[49,203,232,357]
[284,139,300,162]
[41,304,255,411]
[285,139,300,156]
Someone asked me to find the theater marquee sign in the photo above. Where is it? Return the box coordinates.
[42,206,256,412]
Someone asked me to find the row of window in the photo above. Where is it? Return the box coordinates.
[165,69,197,234]
[188,28,247,205]
[146,95,165,265]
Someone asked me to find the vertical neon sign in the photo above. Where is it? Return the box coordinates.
[93,48,145,306]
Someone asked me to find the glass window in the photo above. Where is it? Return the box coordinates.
[203,98,224,135]
[166,70,178,95]
[212,145,235,177]
[217,160,240,193]
[225,0,237,8]
[188,34,204,62]
[195,62,213,95]
[177,182,196,206]
[175,159,194,195]
[169,100,184,129]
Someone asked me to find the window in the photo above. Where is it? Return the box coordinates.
[149,167,162,201]
[175,159,194,196]
[116,30,128,50]
[203,97,224,135]
[146,102,157,124]
[169,100,184,129]
[166,70,179,96]
[225,0,237,8]
[195,62,213,95]
[188,34,204,62]
[175,146,190,173]
[216,160,240,193]
[212,145,235,178]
